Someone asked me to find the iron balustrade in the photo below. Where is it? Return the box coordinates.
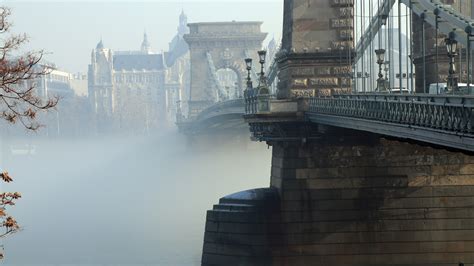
[308,94,474,134]
[244,89,275,115]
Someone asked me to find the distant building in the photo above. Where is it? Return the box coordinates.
[69,73,88,97]
[88,33,167,132]
[16,63,92,138]
[164,10,190,122]
[88,11,191,133]
[35,63,75,99]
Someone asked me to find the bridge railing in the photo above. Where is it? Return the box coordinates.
[308,94,474,134]
[244,89,273,115]
[195,98,244,121]
[244,90,300,116]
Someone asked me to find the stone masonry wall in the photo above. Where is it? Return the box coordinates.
[270,135,474,265]
[203,133,474,265]
[277,0,354,99]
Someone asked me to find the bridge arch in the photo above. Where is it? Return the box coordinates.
[214,59,246,99]
[183,21,267,118]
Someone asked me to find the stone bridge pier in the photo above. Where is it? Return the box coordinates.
[201,0,474,265]
[203,128,474,265]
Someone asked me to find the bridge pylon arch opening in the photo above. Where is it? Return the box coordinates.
[183,21,267,118]
[216,68,240,100]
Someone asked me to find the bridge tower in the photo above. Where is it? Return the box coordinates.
[412,0,474,92]
[201,1,474,265]
[276,0,353,98]
[183,22,267,118]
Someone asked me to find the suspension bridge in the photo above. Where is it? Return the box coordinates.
[176,1,474,265]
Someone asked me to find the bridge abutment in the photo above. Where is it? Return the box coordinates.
[203,130,474,265]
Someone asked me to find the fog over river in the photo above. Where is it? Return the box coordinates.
[0,131,271,265]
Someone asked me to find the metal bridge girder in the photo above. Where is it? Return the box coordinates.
[401,0,474,47]
[355,0,474,64]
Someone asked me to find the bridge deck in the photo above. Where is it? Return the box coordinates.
[244,93,474,152]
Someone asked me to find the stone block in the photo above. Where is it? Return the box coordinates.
[460,164,474,175]
[409,175,474,187]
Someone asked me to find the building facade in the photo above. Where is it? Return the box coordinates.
[88,35,167,133]
[88,12,190,133]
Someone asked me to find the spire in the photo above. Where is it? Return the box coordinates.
[178,10,189,36]
[180,9,186,21]
[141,31,151,54]
[96,38,104,49]
[268,35,277,50]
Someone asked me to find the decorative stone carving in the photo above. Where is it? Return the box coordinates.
[318,88,332,96]
[331,0,354,6]
[331,19,353,28]
[332,87,352,94]
[221,48,233,60]
[339,7,354,17]
[291,89,315,98]
[340,78,352,86]
[309,78,339,86]
[333,66,352,75]
[293,79,308,87]
[315,68,332,76]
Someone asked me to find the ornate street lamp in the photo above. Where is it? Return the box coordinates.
[243,58,253,113]
[375,49,386,92]
[258,50,267,83]
[245,58,253,90]
[257,50,269,94]
[445,35,458,93]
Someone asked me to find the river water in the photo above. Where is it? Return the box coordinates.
[0,131,271,265]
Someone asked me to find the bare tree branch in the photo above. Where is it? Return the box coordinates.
[0,6,58,259]
[0,7,57,130]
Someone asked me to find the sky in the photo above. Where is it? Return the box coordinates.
[4,1,284,73]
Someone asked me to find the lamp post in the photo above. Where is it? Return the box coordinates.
[375,49,386,92]
[258,50,267,86]
[445,35,458,93]
[245,58,253,90]
[257,50,269,94]
[243,58,253,113]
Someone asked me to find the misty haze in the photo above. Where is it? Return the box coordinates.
[2,134,270,264]
[0,1,280,265]
[3,0,474,265]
